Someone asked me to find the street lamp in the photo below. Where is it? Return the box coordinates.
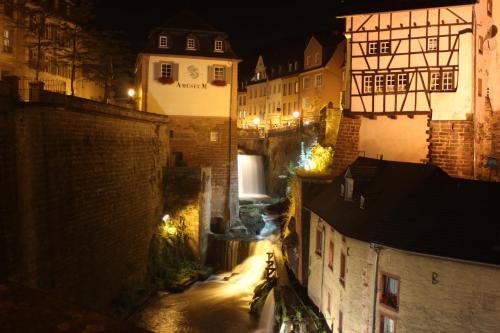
[292,111,300,119]
[253,117,261,127]
[127,88,135,98]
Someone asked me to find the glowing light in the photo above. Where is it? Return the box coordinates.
[162,214,170,222]
[304,120,310,125]
[292,111,300,118]
[127,88,135,97]
[253,117,261,125]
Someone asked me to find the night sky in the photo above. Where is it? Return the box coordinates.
[94,0,344,61]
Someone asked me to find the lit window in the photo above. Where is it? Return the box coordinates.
[328,240,334,269]
[430,72,440,91]
[295,81,299,93]
[397,74,408,91]
[381,274,400,310]
[159,35,168,48]
[368,42,378,55]
[316,228,323,256]
[214,66,225,81]
[427,37,438,51]
[386,74,395,92]
[380,41,391,54]
[363,75,373,94]
[374,75,384,93]
[442,71,454,91]
[3,29,12,53]
[161,63,173,78]
[315,74,323,88]
[186,38,196,50]
[214,40,223,52]
[380,316,395,333]
[303,77,310,89]
[340,252,346,285]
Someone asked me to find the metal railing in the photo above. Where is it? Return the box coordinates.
[18,77,67,101]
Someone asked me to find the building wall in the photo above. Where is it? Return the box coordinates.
[331,115,361,176]
[0,91,169,314]
[281,74,300,125]
[307,212,500,333]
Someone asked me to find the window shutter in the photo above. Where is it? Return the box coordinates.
[173,63,179,81]
[153,62,160,80]
[225,65,232,84]
[207,65,214,83]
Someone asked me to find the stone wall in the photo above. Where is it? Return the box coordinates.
[331,115,361,177]
[429,120,474,179]
[0,89,169,314]
[168,115,238,227]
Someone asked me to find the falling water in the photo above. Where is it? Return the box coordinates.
[255,289,276,333]
[238,154,267,199]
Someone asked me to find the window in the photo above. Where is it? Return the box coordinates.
[295,81,299,93]
[430,72,440,91]
[427,37,438,51]
[161,63,173,78]
[478,78,483,96]
[338,310,343,333]
[315,74,323,88]
[294,61,299,70]
[315,52,320,64]
[210,131,219,142]
[345,178,353,200]
[380,41,391,54]
[3,29,12,53]
[303,97,310,108]
[340,252,346,285]
[186,38,196,50]
[381,274,400,310]
[316,228,323,256]
[306,55,310,66]
[397,73,408,91]
[386,74,396,92]
[479,35,484,54]
[288,63,292,72]
[328,240,334,269]
[487,0,492,16]
[288,82,292,95]
[442,71,454,91]
[363,75,373,94]
[303,77,310,89]
[214,66,225,81]
[368,42,378,55]
[159,35,168,48]
[380,316,395,333]
[283,84,287,96]
[374,75,384,93]
[283,103,288,115]
[214,40,223,52]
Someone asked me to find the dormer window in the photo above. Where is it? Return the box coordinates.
[159,35,168,48]
[315,53,320,64]
[214,40,224,52]
[340,184,345,197]
[186,38,196,50]
[360,195,366,209]
[345,178,353,201]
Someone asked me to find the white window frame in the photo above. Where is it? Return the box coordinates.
[442,71,454,91]
[427,37,438,51]
[3,29,12,53]
[381,316,396,333]
[160,62,173,79]
[315,74,323,88]
[380,41,391,54]
[214,40,223,52]
[386,74,396,92]
[159,35,168,48]
[363,75,373,94]
[214,65,225,81]
[430,72,440,91]
[368,42,378,55]
[186,38,196,50]
[397,73,408,92]
[374,75,384,93]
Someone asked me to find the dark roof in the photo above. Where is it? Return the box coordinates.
[303,157,500,266]
[142,10,238,59]
[337,0,477,16]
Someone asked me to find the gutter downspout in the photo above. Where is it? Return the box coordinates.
[370,243,382,333]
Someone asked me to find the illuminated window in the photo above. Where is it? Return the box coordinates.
[386,74,396,92]
[380,315,395,333]
[316,228,323,256]
[368,42,378,55]
[363,75,373,94]
[397,73,408,91]
[295,81,299,93]
[186,38,196,50]
[214,40,223,52]
[442,71,454,91]
[315,74,323,88]
[375,75,384,93]
[303,76,310,89]
[427,37,438,51]
[160,63,173,78]
[214,66,225,81]
[328,240,334,269]
[159,35,168,48]
[487,0,492,16]
[380,41,391,54]
[381,274,400,310]
[3,29,12,53]
[430,72,440,91]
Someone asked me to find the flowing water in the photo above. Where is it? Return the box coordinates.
[238,154,267,199]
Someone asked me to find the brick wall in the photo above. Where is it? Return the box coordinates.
[429,120,474,179]
[167,115,238,226]
[0,94,169,314]
[332,115,361,176]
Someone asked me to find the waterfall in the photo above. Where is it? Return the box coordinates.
[255,289,276,333]
[238,154,267,199]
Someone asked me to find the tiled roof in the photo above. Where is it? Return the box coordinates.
[337,0,477,16]
[303,157,500,266]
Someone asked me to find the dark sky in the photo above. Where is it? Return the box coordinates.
[94,0,344,61]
